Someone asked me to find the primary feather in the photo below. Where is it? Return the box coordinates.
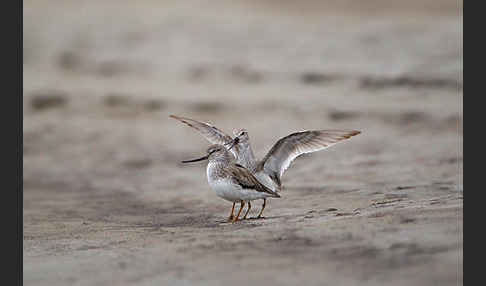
[259,130,361,188]
[169,115,239,158]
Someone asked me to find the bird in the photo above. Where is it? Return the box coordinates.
[181,144,280,223]
[170,114,360,218]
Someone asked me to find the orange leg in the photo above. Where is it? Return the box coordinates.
[232,201,245,223]
[242,201,252,219]
[227,202,235,222]
[256,199,266,219]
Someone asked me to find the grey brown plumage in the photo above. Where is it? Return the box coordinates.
[225,164,280,197]
[170,114,243,159]
[172,115,361,219]
[169,115,233,144]
[181,144,281,222]
[257,130,361,189]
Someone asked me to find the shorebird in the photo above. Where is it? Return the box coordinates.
[170,114,360,218]
[181,144,280,223]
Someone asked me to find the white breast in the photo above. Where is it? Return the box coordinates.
[208,179,243,202]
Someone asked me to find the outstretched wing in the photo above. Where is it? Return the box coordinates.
[260,130,361,188]
[170,115,233,145]
[228,165,280,198]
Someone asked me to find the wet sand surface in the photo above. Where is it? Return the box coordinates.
[24,1,462,285]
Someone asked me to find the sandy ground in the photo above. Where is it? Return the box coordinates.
[23,1,463,285]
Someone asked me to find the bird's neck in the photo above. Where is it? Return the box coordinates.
[238,144,258,172]
[210,151,234,165]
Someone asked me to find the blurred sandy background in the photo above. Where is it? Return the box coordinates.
[23,1,462,285]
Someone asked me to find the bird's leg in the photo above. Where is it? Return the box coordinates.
[242,201,252,219]
[227,202,236,222]
[232,201,245,223]
[256,199,266,219]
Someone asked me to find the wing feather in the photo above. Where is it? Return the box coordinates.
[170,115,233,145]
[228,165,280,197]
[261,130,361,185]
